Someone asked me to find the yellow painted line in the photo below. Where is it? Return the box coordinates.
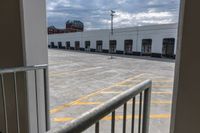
[149,101,172,104]
[53,117,74,122]
[73,102,102,105]
[50,74,144,114]
[153,79,173,82]
[53,114,170,122]
[49,67,103,77]
[129,79,173,82]
[114,84,133,87]
[130,78,173,83]
[73,100,172,106]
[153,86,173,89]
[117,81,134,86]
[152,92,172,94]
[100,91,172,95]
[103,114,170,120]
[100,91,122,94]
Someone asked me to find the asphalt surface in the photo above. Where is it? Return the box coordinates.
[48,49,175,133]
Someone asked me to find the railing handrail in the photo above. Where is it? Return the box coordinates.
[0,64,48,74]
[49,79,152,133]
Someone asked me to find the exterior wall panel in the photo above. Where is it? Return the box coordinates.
[48,24,178,56]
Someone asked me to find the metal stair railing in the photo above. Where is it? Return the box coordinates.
[49,80,152,133]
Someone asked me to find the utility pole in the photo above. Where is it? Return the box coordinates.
[110,10,115,59]
[111,10,115,35]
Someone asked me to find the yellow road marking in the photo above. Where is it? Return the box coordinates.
[117,81,135,86]
[73,100,172,106]
[100,91,124,94]
[153,79,173,82]
[54,117,74,122]
[153,86,173,88]
[53,114,171,122]
[100,91,172,95]
[103,114,170,121]
[50,74,144,114]
[73,102,102,105]
[126,78,173,82]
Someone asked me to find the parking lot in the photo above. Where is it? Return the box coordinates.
[48,49,175,133]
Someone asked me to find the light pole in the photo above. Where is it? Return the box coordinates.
[110,10,115,59]
[111,10,115,36]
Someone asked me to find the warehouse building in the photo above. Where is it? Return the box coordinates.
[48,23,178,58]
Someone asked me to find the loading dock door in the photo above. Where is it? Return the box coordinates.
[85,41,91,52]
[75,41,80,50]
[58,42,62,49]
[66,41,70,49]
[142,39,152,55]
[162,38,175,58]
[124,40,133,54]
[109,40,117,54]
[50,42,55,48]
[96,41,103,52]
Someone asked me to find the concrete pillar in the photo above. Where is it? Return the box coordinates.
[0,0,48,132]
[170,0,200,133]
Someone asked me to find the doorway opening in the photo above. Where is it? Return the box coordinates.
[58,42,62,49]
[85,41,91,52]
[124,40,133,55]
[66,41,70,50]
[96,40,103,52]
[75,41,80,50]
[109,40,117,54]
[162,38,175,58]
[50,42,55,48]
[141,39,152,56]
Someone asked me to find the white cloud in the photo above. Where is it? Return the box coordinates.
[116,0,128,4]
[101,10,175,28]
[47,0,180,29]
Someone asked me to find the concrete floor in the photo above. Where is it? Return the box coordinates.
[48,49,175,133]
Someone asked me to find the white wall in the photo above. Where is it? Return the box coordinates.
[48,24,178,55]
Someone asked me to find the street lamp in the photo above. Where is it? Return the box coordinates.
[110,10,115,59]
[111,10,115,36]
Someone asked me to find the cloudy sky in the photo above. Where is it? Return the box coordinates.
[47,0,180,30]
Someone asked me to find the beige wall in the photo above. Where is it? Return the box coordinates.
[171,0,200,132]
[0,0,24,67]
[0,1,26,133]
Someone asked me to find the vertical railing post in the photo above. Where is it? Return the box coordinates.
[123,103,127,133]
[111,111,115,133]
[13,72,20,133]
[34,70,40,133]
[131,97,136,133]
[95,121,100,133]
[142,87,152,133]
[1,74,8,133]
[43,67,50,131]
[138,92,143,133]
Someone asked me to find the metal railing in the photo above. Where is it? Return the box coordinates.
[0,64,50,133]
[49,80,152,133]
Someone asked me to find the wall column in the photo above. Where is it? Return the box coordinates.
[170,0,200,133]
[0,0,48,132]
